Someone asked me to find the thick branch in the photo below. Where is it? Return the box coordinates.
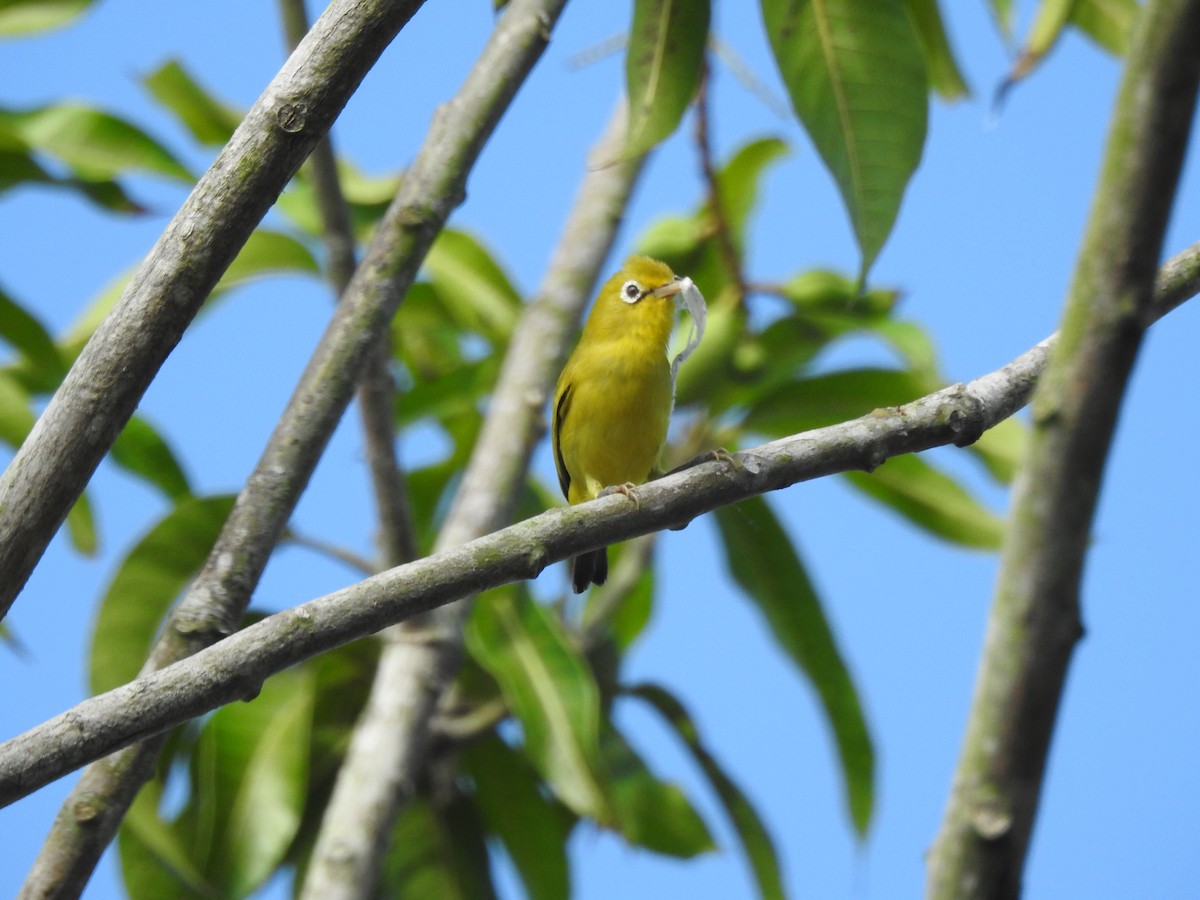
[0,0,424,622]
[927,1,1200,897]
[4,235,1197,806]
[301,98,642,899]
[18,0,557,893]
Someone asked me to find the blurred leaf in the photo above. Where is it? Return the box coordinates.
[0,103,191,182]
[845,452,1005,549]
[424,230,521,344]
[967,414,1025,483]
[276,160,400,239]
[623,0,711,157]
[463,735,571,900]
[381,794,498,900]
[761,0,928,277]
[715,495,874,835]
[0,0,92,36]
[603,725,715,857]
[987,0,1016,38]
[0,286,66,389]
[742,368,938,438]
[906,0,970,100]
[1070,0,1140,55]
[582,548,655,653]
[120,779,213,898]
[0,368,35,446]
[466,585,611,823]
[1003,0,1072,88]
[215,228,321,290]
[65,490,97,556]
[112,415,192,501]
[673,298,745,409]
[142,59,242,146]
[393,281,464,380]
[713,137,789,252]
[632,683,786,900]
[398,355,500,427]
[190,667,313,896]
[89,494,235,695]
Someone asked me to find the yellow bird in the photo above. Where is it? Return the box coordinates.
[552,256,684,593]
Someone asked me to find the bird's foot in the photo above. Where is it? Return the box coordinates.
[599,482,641,509]
[664,447,740,477]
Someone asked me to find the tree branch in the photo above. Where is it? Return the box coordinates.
[300,97,643,899]
[0,0,425,622]
[4,235,1197,808]
[927,1,1200,896]
[18,0,561,892]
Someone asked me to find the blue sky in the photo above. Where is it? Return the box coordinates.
[2,2,1199,898]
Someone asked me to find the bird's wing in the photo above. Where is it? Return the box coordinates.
[552,381,573,499]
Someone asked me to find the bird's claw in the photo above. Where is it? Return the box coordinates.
[599,482,641,509]
[664,447,741,477]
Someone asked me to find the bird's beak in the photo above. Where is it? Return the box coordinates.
[650,277,683,298]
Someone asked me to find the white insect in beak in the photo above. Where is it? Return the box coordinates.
[666,276,707,405]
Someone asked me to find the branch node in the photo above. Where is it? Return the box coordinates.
[276,101,310,134]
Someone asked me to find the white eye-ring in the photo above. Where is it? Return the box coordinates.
[620,280,643,304]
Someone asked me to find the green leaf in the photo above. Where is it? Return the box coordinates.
[463,735,571,900]
[120,780,213,898]
[65,490,97,556]
[623,0,711,157]
[966,414,1025,483]
[987,0,1016,39]
[191,667,313,896]
[906,0,970,100]
[844,453,1005,549]
[142,59,242,146]
[0,0,92,36]
[0,103,191,182]
[1070,0,1140,56]
[381,794,498,900]
[215,228,321,290]
[713,137,790,252]
[603,725,715,857]
[112,415,192,501]
[0,368,35,447]
[761,0,928,277]
[423,229,521,344]
[631,684,787,900]
[88,494,235,695]
[0,286,66,389]
[742,368,938,439]
[466,585,611,823]
[715,495,874,835]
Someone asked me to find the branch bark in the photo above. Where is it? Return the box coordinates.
[4,235,1197,808]
[0,0,424,622]
[18,0,559,892]
[300,98,643,899]
[927,1,1200,896]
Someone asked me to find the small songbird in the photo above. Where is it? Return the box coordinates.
[552,256,685,593]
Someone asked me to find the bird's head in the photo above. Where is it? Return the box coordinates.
[583,256,683,345]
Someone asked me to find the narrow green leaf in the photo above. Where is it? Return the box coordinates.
[631,683,787,900]
[112,415,192,501]
[713,137,790,251]
[1002,0,1073,88]
[845,453,1005,549]
[623,0,711,157]
[463,735,571,900]
[198,668,313,897]
[215,228,321,290]
[64,490,97,556]
[119,779,213,898]
[466,586,611,823]
[382,795,499,900]
[0,0,92,36]
[906,0,970,100]
[142,59,242,146]
[715,495,874,835]
[0,286,66,388]
[603,726,715,857]
[761,0,928,276]
[423,230,521,344]
[966,415,1025,483]
[0,368,35,447]
[0,103,192,182]
[1070,0,1140,56]
[987,0,1016,39]
[742,368,938,439]
[88,494,236,695]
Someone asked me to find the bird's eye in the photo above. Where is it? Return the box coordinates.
[620,281,643,304]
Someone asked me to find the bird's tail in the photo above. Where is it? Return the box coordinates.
[569,547,608,593]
